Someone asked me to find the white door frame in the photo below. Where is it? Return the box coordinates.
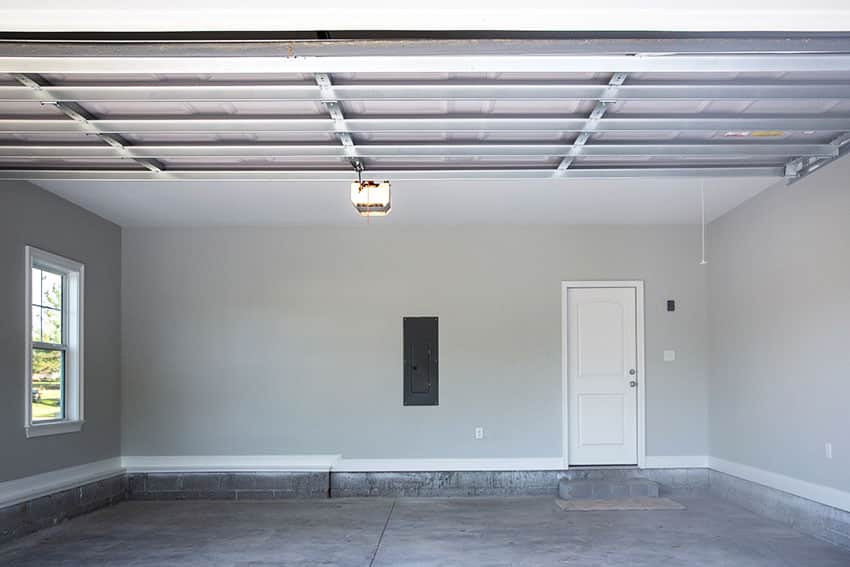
[561,280,646,469]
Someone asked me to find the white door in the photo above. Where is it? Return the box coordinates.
[567,287,638,465]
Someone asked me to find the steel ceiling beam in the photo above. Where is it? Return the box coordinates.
[4,54,850,75]
[0,167,784,181]
[0,142,834,159]
[556,73,627,175]
[4,82,850,102]
[3,115,849,134]
[10,74,163,173]
[314,73,360,170]
[1,37,848,58]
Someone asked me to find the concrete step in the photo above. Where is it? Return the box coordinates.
[558,478,660,500]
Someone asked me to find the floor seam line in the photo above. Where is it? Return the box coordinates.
[368,499,396,567]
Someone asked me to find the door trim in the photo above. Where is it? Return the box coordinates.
[561,280,646,469]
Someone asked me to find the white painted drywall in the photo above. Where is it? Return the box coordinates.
[121,224,709,460]
[0,181,122,482]
[708,158,850,493]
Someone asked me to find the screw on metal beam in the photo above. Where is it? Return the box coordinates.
[12,73,164,173]
[555,73,627,175]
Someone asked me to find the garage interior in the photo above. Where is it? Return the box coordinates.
[1,4,850,566]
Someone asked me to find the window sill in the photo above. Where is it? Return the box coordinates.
[26,420,84,438]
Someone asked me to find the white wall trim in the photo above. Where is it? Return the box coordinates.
[709,457,850,513]
[561,280,646,469]
[121,455,342,473]
[25,419,84,438]
[645,455,710,469]
[333,458,565,472]
[0,457,124,509]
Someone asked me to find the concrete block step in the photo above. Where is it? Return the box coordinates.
[558,478,660,500]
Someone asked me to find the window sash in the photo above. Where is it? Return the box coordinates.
[31,346,66,423]
[32,264,67,348]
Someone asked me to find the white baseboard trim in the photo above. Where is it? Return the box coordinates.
[121,455,707,474]
[122,455,342,473]
[0,457,124,509]
[333,458,565,472]
[709,457,850,513]
[644,455,709,469]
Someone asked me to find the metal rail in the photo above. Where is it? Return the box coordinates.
[4,82,850,102]
[2,115,849,134]
[0,143,835,159]
[0,167,784,181]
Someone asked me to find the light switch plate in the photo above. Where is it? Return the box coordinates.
[663,350,676,362]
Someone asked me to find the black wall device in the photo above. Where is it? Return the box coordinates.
[667,300,676,312]
[403,317,438,406]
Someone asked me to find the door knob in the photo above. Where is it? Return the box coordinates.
[629,369,636,375]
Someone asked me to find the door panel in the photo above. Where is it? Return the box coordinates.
[577,301,625,377]
[567,287,638,465]
[578,394,625,446]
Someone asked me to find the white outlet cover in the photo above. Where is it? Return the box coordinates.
[826,442,833,459]
[663,350,676,362]
[475,427,484,440]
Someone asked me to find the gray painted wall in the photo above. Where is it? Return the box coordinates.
[0,181,122,482]
[708,158,850,493]
[122,225,708,459]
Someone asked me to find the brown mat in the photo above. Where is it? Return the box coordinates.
[555,497,686,511]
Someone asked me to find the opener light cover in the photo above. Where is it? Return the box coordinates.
[351,180,391,217]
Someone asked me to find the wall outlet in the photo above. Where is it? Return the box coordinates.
[825,442,833,459]
[475,427,484,440]
[663,350,676,362]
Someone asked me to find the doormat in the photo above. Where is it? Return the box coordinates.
[555,498,686,511]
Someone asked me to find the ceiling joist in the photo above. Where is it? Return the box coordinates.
[1,39,850,182]
[0,143,835,160]
[2,115,849,134]
[4,82,850,103]
[0,167,783,181]
[4,54,850,74]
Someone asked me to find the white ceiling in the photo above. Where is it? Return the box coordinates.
[2,1,849,32]
[36,176,776,227]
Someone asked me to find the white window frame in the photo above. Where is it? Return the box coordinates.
[25,246,85,438]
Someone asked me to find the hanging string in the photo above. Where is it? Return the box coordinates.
[700,180,707,265]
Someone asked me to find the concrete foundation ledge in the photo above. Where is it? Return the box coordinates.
[560,468,708,493]
[709,470,850,550]
[329,468,708,498]
[331,471,558,497]
[127,472,330,500]
[0,474,126,544]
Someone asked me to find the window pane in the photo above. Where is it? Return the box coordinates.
[42,307,62,344]
[32,348,64,421]
[32,306,42,343]
[41,270,63,309]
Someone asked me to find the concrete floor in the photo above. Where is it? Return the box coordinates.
[1,495,848,566]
